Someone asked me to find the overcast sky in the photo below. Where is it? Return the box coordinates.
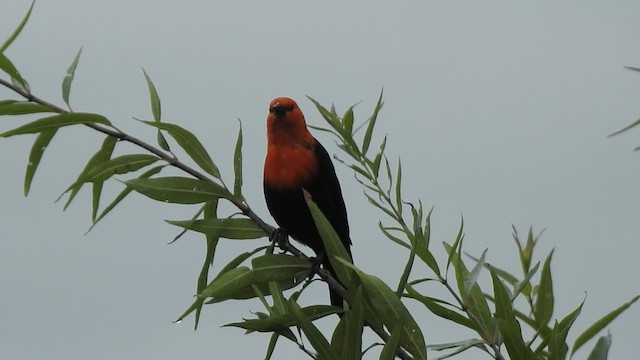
[1,1,639,359]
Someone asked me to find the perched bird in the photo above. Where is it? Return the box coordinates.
[263,97,352,307]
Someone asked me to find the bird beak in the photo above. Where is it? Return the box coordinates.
[268,102,280,114]
[269,102,290,116]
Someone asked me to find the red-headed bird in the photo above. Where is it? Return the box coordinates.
[263,97,352,307]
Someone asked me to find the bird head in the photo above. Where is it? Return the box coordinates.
[266,97,312,142]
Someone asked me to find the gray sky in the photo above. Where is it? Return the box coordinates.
[1,1,639,359]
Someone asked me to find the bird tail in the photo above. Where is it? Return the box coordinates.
[323,247,353,308]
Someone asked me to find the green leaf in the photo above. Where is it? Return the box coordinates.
[362,90,384,154]
[233,120,244,200]
[447,241,495,343]
[63,135,117,210]
[427,339,486,359]
[268,281,287,315]
[176,245,265,323]
[380,314,404,360]
[0,101,52,116]
[166,218,267,239]
[394,159,403,214]
[142,121,220,178]
[307,96,342,135]
[625,65,640,72]
[0,0,35,53]
[305,194,353,285]
[608,118,640,137]
[192,200,220,329]
[414,233,441,276]
[125,176,230,204]
[341,260,427,359]
[371,135,387,179]
[378,222,410,249]
[142,69,161,121]
[199,254,309,302]
[251,254,311,283]
[1,113,110,137]
[85,154,158,182]
[84,154,158,220]
[198,266,252,299]
[405,283,476,330]
[535,299,583,358]
[586,333,612,360]
[342,105,355,136]
[61,47,82,109]
[91,181,103,222]
[225,305,337,333]
[395,242,416,297]
[547,320,569,360]
[512,261,539,300]
[534,250,554,327]
[0,53,27,90]
[141,69,170,151]
[24,129,57,195]
[217,246,267,278]
[340,286,364,360]
[289,298,338,360]
[464,248,486,298]
[572,295,639,356]
[445,216,464,276]
[264,333,279,360]
[88,165,164,232]
[491,267,534,360]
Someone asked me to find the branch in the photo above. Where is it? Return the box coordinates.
[0,77,274,234]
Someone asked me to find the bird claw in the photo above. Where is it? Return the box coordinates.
[305,251,325,283]
[268,228,290,254]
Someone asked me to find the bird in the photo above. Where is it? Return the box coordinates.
[263,97,352,307]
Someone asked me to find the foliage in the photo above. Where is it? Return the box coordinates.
[608,66,640,149]
[1,3,637,360]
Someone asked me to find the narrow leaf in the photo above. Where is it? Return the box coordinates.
[406,283,476,330]
[88,165,164,232]
[0,53,26,90]
[125,176,230,204]
[341,286,364,360]
[0,101,52,115]
[142,121,219,178]
[289,299,338,360]
[142,69,161,121]
[61,47,82,108]
[233,120,244,200]
[24,129,56,195]
[166,218,267,239]
[534,250,555,327]
[0,0,35,53]
[380,315,404,360]
[193,200,220,329]
[572,295,639,355]
[362,90,383,154]
[85,154,158,182]
[63,135,117,209]
[394,159,403,214]
[305,195,353,285]
[445,216,464,275]
[464,248,487,298]
[491,267,534,360]
[586,333,612,360]
[1,113,110,137]
[341,260,427,359]
[608,118,640,137]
